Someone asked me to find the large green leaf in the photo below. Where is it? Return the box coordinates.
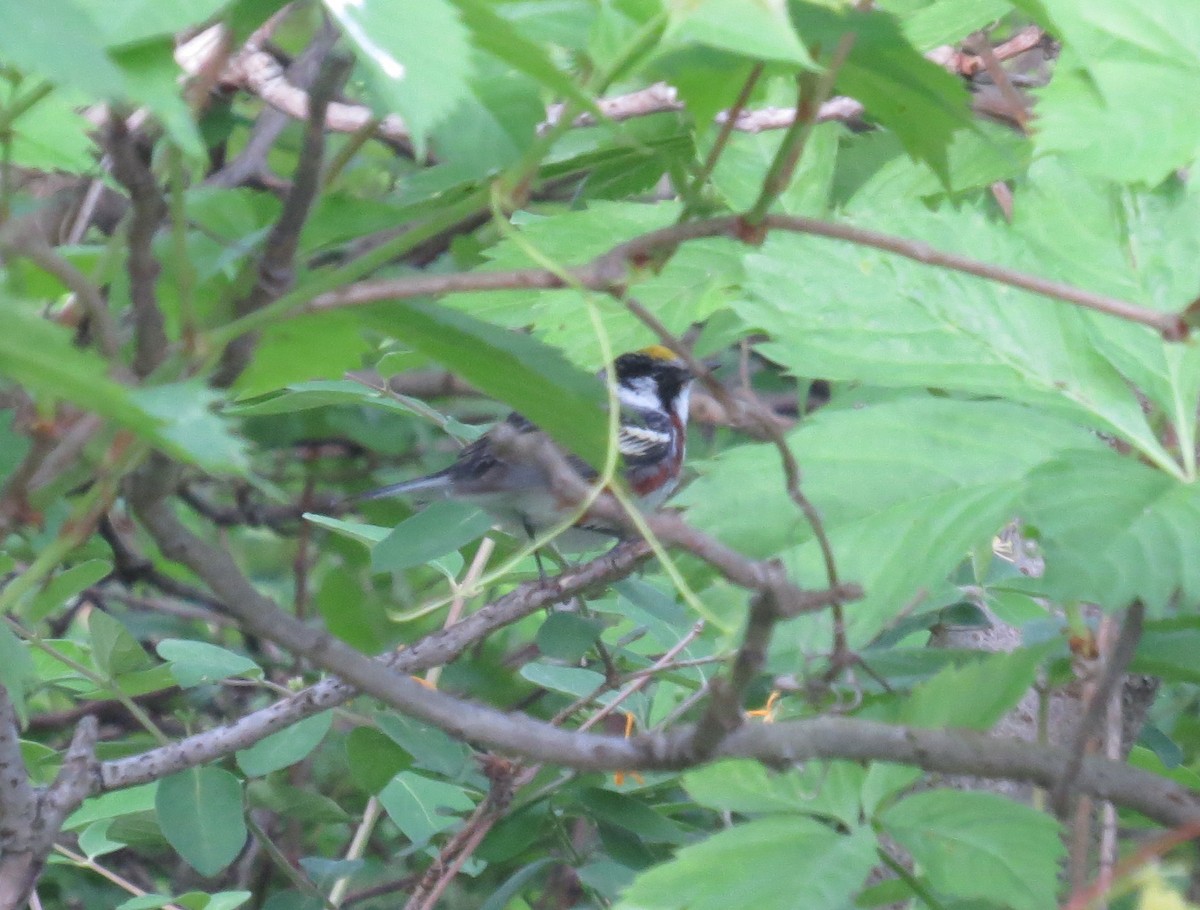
[236,712,333,777]
[616,818,877,910]
[900,647,1050,730]
[663,0,816,68]
[156,767,248,876]
[739,202,1177,474]
[882,790,1064,910]
[362,300,609,469]
[323,0,473,154]
[0,0,126,95]
[370,501,495,573]
[1019,450,1200,611]
[378,772,476,846]
[683,759,866,828]
[1031,0,1200,183]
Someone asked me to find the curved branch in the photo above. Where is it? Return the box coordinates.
[302,214,1188,340]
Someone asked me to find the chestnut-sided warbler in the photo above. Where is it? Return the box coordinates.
[361,346,693,550]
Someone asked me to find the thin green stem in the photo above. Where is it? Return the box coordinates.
[166,145,198,356]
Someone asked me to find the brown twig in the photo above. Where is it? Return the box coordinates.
[106,113,168,378]
[1052,601,1146,816]
[302,213,1188,341]
[214,51,350,386]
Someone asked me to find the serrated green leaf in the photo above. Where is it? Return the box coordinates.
[664,0,816,67]
[617,818,877,910]
[371,501,495,573]
[738,203,1176,474]
[157,639,261,688]
[1031,0,1200,184]
[882,790,1064,910]
[899,0,1011,49]
[73,0,229,46]
[236,711,333,777]
[683,759,866,827]
[324,0,473,154]
[156,767,247,877]
[1021,451,1200,611]
[378,772,476,846]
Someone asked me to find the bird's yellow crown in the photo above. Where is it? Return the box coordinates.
[638,344,680,361]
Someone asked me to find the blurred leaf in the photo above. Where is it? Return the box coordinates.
[901,647,1049,730]
[519,663,606,699]
[578,788,688,844]
[246,779,350,824]
[132,382,249,474]
[899,0,1012,49]
[157,639,261,688]
[74,0,229,45]
[110,39,205,158]
[1031,0,1200,183]
[65,783,159,830]
[232,311,373,398]
[236,712,333,777]
[1135,621,1200,683]
[791,3,970,178]
[683,759,866,827]
[0,625,36,724]
[881,790,1064,910]
[536,612,605,661]
[90,610,153,677]
[479,859,558,910]
[664,0,816,67]
[316,565,395,653]
[377,714,471,778]
[346,727,413,793]
[156,767,247,876]
[25,559,112,624]
[303,514,390,547]
[378,772,476,846]
[617,818,877,910]
[363,300,609,468]
[0,0,126,95]
[1020,451,1200,611]
[323,0,473,154]
[371,501,495,573]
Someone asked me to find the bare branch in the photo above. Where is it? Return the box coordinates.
[302,214,1189,340]
[1052,601,1146,816]
[106,113,168,378]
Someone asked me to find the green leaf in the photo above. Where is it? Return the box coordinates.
[536,612,605,661]
[89,610,153,677]
[1031,0,1200,183]
[232,311,373,398]
[899,0,1012,49]
[371,501,495,573]
[791,3,970,178]
[346,727,413,793]
[65,783,159,830]
[323,0,473,154]
[156,639,261,688]
[363,300,609,468]
[1020,451,1200,611]
[617,818,877,910]
[739,202,1175,473]
[881,790,1064,910]
[78,819,125,860]
[25,559,112,624]
[110,39,205,158]
[73,0,229,46]
[519,664,606,699]
[479,859,558,910]
[303,514,390,547]
[0,625,37,724]
[664,0,816,67]
[236,712,333,777]
[0,0,126,95]
[578,788,688,844]
[901,647,1049,730]
[1134,620,1200,683]
[156,767,248,877]
[377,714,471,778]
[378,772,476,846]
[683,759,865,828]
[132,382,249,474]
[246,779,351,825]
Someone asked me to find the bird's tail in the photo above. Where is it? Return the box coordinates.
[353,473,452,503]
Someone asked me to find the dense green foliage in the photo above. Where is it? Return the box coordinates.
[2,0,1200,909]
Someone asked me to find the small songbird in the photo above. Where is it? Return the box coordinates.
[360,346,694,550]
